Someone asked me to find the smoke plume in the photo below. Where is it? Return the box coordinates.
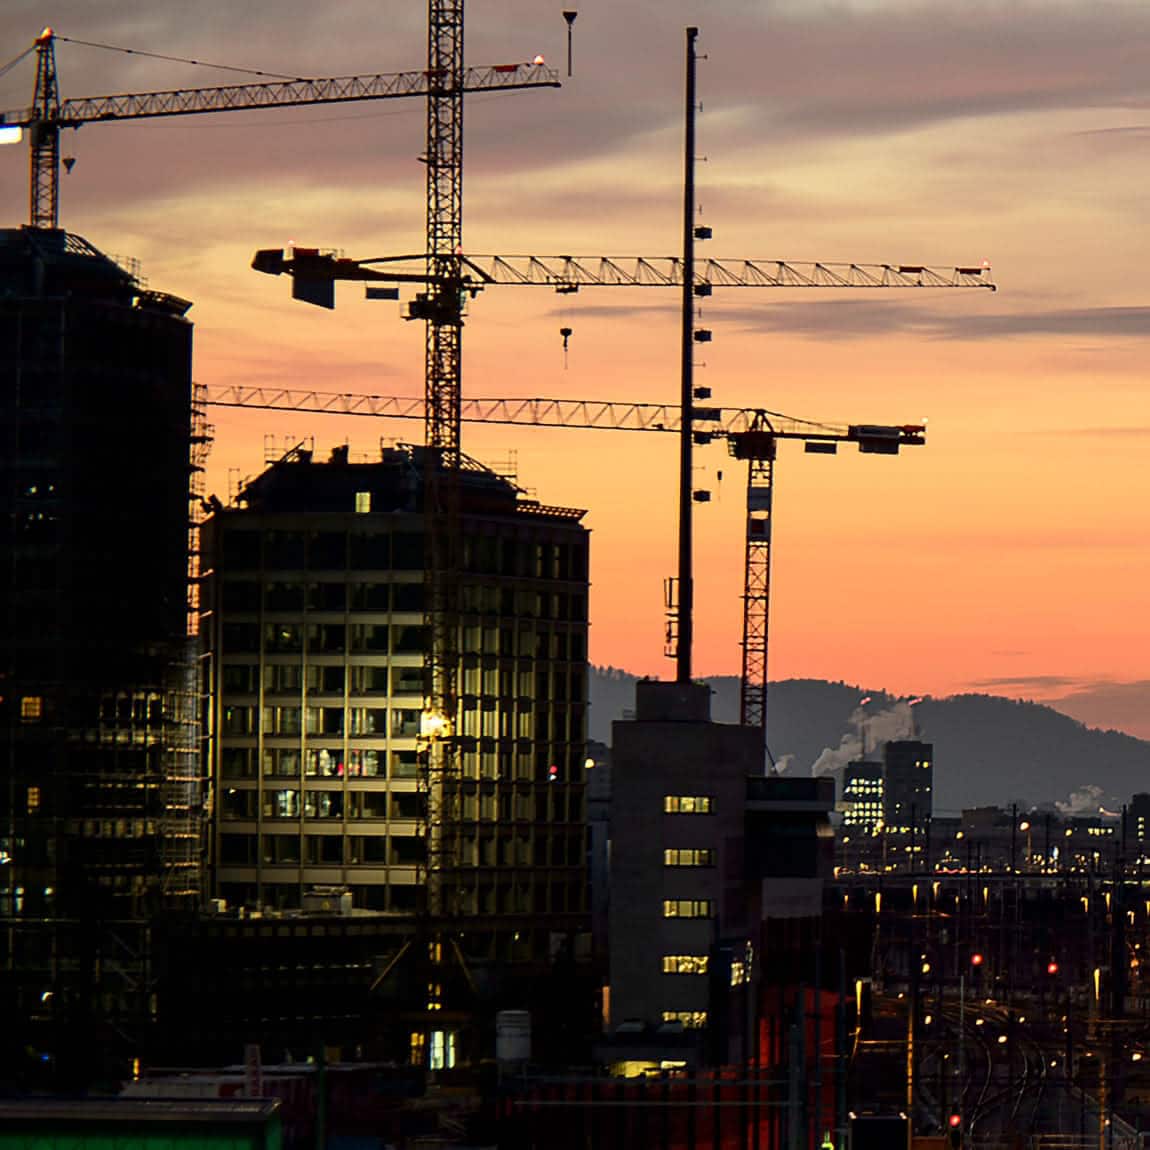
[810,701,918,776]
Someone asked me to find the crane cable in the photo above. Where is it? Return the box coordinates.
[0,44,35,83]
[54,35,304,82]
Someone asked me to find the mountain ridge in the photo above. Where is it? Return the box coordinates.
[589,668,1150,813]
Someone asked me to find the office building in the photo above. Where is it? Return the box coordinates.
[201,444,590,961]
[0,226,200,1080]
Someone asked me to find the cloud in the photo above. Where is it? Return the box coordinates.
[1047,680,1150,741]
[708,301,1150,342]
[970,674,1082,691]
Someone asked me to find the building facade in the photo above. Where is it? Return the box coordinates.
[202,445,590,964]
[0,227,197,1082]
[607,681,761,1052]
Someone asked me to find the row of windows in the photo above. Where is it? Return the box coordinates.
[663,1011,708,1029]
[664,795,713,815]
[220,829,584,869]
[222,580,587,621]
[223,703,585,744]
[221,788,419,821]
[663,899,714,918]
[224,581,423,614]
[225,663,419,695]
[219,784,585,823]
[223,622,425,655]
[222,530,587,581]
[220,622,587,661]
[664,849,714,868]
[220,833,423,866]
[663,954,709,975]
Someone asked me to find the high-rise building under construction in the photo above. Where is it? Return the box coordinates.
[202,445,590,960]
[0,226,202,1079]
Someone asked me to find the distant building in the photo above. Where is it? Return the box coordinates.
[0,226,198,1081]
[840,760,885,872]
[842,760,885,834]
[882,740,933,835]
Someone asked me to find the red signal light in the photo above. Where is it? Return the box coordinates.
[971,953,983,966]
[548,764,559,781]
[948,1115,962,1129]
[1047,961,1059,975]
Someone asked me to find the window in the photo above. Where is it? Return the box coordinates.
[304,791,344,819]
[20,696,42,722]
[664,848,714,868]
[663,899,715,918]
[347,749,383,777]
[265,789,300,819]
[355,491,372,513]
[262,835,302,864]
[730,959,749,987]
[307,835,344,864]
[665,795,713,815]
[264,622,303,652]
[662,1011,708,1029]
[262,748,301,778]
[223,664,258,694]
[305,748,344,778]
[26,786,40,813]
[663,954,709,975]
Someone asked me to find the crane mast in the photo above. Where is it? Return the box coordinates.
[420,0,466,923]
[30,29,60,230]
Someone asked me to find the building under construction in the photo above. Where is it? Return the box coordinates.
[0,226,203,1083]
[198,444,591,1060]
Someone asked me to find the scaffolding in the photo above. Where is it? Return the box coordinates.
[158,385,213,906]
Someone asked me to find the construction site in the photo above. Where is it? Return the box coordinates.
[9,6,1150,1150]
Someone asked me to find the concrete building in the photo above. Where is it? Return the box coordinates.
[201,444,590,962]
[606,681,761,1057]
[0,227,199,1082]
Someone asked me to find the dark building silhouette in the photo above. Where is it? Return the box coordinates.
[0,227,201,1081]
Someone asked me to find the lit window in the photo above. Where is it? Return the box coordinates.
[20,696,42,721]
[26,786,40,813]
[730,959,749,986]
[662,1010,708,1029]
[355,491,372,513]
[409,1030,426,1067]
[663,899,715,918]
[664,848,715,868]
[663,954,709,975]
[665,795,713,815]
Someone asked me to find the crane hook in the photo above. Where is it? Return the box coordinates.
[559,325,573,369]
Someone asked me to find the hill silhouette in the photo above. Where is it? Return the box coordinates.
[590,668,1150,813]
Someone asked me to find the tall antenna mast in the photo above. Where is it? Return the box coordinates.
[676,26,699,683]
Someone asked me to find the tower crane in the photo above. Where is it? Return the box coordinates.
[203,384,925,759]
[0,27,558,230]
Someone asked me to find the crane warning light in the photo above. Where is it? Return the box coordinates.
[971,953,984,966]
[1047,961,1059,975]
[948,1115,961,1129]
[533,54,546,65]
[38,27,54,42]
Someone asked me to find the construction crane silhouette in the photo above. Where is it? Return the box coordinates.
[204,385,925,761]
[0,26,558,230]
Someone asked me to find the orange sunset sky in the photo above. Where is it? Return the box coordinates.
[4,1,1150,735]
